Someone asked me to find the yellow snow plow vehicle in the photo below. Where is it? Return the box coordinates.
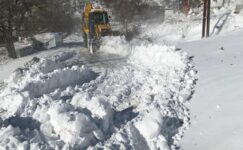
[82,3,112,54]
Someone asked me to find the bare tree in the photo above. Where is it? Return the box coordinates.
[0,0,23,58]
[0,0,79,58]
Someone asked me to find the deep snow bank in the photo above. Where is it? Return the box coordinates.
[94,35,196,149]
[0,41,196,150]
[0,52,109,149]
[130,44,187,72]
[99,36,130,57]
[179,29,243,150]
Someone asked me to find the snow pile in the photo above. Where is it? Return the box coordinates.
[130,44,187,72]
[5,51,76,88]
[33,33,60,43]
[0,52,110,149]
[22,66,95,98]
[127,44,195,149]
[99,36,130,56]
[0,125,45,150]
[0,9,201,149]
[139,20,199,45]
[0,47,8,65]
[34,100,108,149]
[0,97,113,149]
[140,9,243,45]
[63,33,83,44]
[0,92,27,120]
[86,38,196,149]
[134,110,170,150]
[71,95,114,133]
[0,42,196,149]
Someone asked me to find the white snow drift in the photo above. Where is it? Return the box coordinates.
[0,37,196,150]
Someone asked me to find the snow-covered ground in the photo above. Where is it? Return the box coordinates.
[179,29,243,150]
[139,7,243,45]
[0,5,242,150]
[0,34,83,83]
[0,32,196,149]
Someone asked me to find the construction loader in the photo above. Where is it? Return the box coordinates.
[82,3,112,54]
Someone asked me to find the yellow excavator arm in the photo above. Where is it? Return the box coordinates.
[83,3,93,34]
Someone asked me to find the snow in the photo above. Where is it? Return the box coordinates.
[130,44,187,72]
[71,95,114,133]
[0,47,8,65]
[99,36,130,57]
[0,92,27,120]
[33,33,61,44]
[134,110,163,140]
[14,42,32,50]
[0,54,106,149]
[44,102,103,148]
[178,29,243,150]
[0,31,196,149]
[0,126,42,150]
[0,47,79,83]
[33,32,63,49]
[0,4,242,150]
[139,8,243,45]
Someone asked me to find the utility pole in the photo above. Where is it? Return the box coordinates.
[202,0,207,38]
[202,0,211,38]
[206,0,210,37]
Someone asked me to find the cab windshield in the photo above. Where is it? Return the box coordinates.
[91,12,109,24]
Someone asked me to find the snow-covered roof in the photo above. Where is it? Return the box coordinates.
[14,42,32,50]
[33,33,60,43]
